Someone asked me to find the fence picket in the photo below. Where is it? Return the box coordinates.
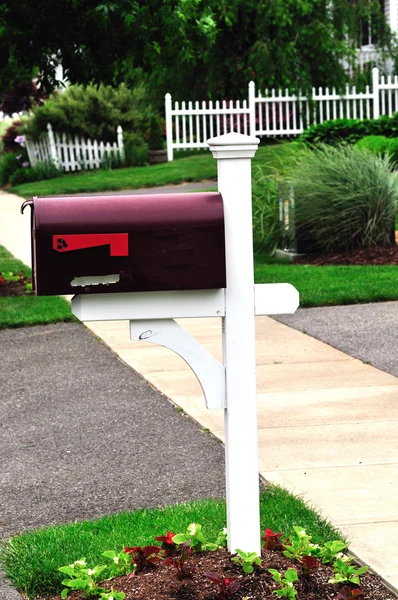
[242,100,248,135]
[182,102,187,146]
[188,102,193,145]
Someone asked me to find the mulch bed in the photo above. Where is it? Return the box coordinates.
[0,279,27,296]
[44,547,397,600]
[294,244,398,266]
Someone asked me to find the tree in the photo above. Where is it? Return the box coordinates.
[0,0,395,105]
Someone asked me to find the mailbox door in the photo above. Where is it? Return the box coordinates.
[27,193,226,295]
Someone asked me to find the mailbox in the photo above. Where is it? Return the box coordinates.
[22,193,226,296]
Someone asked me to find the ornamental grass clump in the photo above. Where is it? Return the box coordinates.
[285,144,398,253]
[251,166,280,255]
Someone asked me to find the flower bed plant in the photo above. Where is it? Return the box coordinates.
[0,270,32,296]
[36,524,393,600]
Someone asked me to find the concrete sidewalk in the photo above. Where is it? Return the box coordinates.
[1,189,398,594]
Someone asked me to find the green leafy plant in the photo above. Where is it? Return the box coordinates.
[286,144,398,253]
[9,160,61,185]
[58,559,108,598]
[215,527,228,548]
[319,540,347,564]
[172,522,218,551]
[283,526,319,561]
[329,555,368,586]
[101,550,135,577]
[231,549,261,574]
[269,567,299,598]
[98,590,125,600]
[0,152,20,185]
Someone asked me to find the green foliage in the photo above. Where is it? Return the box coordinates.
[100,550,135,577]
[268,568,298,598]
[9,161,61,185]
[0,152,20,185]
[147,115,164,151]
[328,555,368,586]
[318,540,347,564]
[22,83,153,146]
[123,133,148,167]
[300,118,375,146]
[283,526,319,561]
[300,113,398,146]
[172,523,218,552]
[285,144,398,253]
[252,167,280,255]
[0,0,395,106]
[355,135,391,156]
[231,549,262,574]
[58,559,108,598]
[355,135,398,167]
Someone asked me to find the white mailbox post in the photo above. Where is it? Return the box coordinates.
[72,132,299,556]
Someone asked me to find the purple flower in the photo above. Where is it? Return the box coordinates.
[14,135,26,147]
[22,161,30,168]
[16,155,22,160]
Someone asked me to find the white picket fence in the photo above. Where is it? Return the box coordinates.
[165,67,398,160]
[25,124,124,172]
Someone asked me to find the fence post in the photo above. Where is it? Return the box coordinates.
[165,93,173,161]
[248,81,256,137]
[372,67,380,119]
[208,132,261,556]
[117,126,125,163]
[47,123,60,169]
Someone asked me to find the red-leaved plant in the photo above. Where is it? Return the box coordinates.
[301,555,320,575]
[123,546,163,572]
[154,531,177,555]
[336,586,365,599]
[163,541,193,579]
[262,528,286,551]
[205,572,241,599]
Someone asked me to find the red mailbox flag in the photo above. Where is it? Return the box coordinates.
[53,233,129,256]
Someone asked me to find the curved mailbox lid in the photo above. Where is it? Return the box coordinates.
[26,192,226,296]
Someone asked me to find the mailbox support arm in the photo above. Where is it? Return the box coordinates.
[129,319,226,410]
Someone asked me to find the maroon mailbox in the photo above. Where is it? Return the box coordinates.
[22,193,226,296]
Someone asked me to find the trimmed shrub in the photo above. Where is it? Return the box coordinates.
[9,161,62,186]
[285,144,398,253]
[252,166,280,255]
[355,135,398,168]
[0,153,20,185]
[299,118,374,146]
[300,113,398,146]
[355,135,391,156]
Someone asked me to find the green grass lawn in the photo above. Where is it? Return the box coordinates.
[254,255,398,307]
[0,245,75,329]
[1,243,398,331]
[0,486,342,599]
[9,143,296,198]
